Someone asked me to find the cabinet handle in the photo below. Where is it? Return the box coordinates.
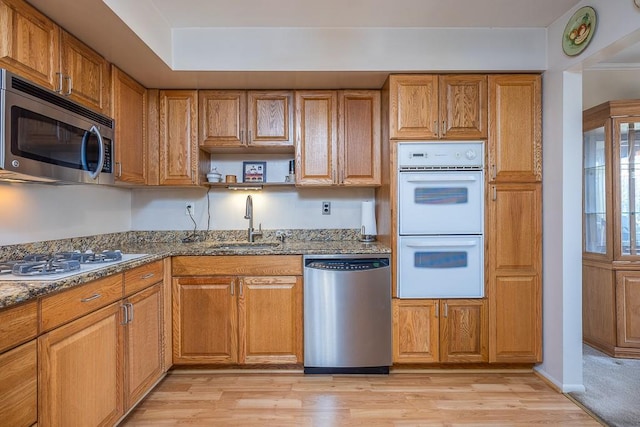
[442,120,446,136]
[434,120,438,137]
[115,161,122,177]
[55,72,63,93]
[492,186,497,201]
[126,302,134,323]
[121,304,129,325]
[81,293,101,303]
[230,280,235,296]
[239,279,244,297]
[248,130,252,143]
[491,165,496,180]
[240,129,244,144]
[444,303,448,318]
[64,75,72,96]
[435,303,439,318]
[141,272,155,280]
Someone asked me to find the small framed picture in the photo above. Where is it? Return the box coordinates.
[242,161,266,183]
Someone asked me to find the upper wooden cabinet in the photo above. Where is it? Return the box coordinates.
[295,90,381,186]
[158,90,205,186]
[112,66,147,185]
[0,0,110,114]
[199,90,294,151]
[0,0,60,89]
[389,74,487,140]
[488,74,542,183]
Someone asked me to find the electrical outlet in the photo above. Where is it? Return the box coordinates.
[185,202,195,216]
[322,201,331,215]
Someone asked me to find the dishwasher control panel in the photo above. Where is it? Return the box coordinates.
[305,258,389,271]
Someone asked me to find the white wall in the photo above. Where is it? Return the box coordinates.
[131,187,375,231]
[0,183,131,245]
[583,69,640,109]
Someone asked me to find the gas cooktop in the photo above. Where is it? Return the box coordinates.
[0,250,148,281]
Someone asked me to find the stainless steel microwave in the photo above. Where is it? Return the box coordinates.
[0,69,114,184]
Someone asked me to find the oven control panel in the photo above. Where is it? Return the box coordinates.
[397,141,484,169]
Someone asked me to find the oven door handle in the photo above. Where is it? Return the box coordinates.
[406,241,479,248]
[405,176,478,183]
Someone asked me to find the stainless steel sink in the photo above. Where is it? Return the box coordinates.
[207,242,280,250]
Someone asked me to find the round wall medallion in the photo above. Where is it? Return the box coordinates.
[562,6,597,56]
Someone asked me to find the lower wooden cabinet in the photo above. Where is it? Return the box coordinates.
[38,302,124,426]
[123,283,164,408]
[393,299,487,364]
[0,340,37,427]
[172,255,303,365]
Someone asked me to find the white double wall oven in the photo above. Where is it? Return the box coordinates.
[397,141,485,299]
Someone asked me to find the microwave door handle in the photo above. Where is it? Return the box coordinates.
[406,176,478,183]
[81,125,105,180]
[406,241,479,248]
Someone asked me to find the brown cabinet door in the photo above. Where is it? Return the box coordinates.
[439,75,487,139]
[488,74,542,183]
[389,75,438,139]
[199,90,246,147]
[159,90,199,185]
[616,271,640,348]
[440,299,487,363]
[60,30,110,114]
[295,91,338,185]
[339,90,381,186]
[0,340,37,427]
[172,276,238,364]
[0,0,60,90]
[239,276,302,364]
[112,66,147,184]
[488,183,542,363]
[39,302,124,427]
[392,299,439,363]
[248,90,294,147]
[123,283,163,409]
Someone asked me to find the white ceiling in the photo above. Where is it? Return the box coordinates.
[25,0,639,89]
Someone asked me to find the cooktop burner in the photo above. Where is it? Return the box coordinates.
[0,250,147,280]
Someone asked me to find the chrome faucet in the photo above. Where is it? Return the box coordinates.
[244,195,263,242]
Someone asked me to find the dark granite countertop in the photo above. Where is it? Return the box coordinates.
[0,235,390,309]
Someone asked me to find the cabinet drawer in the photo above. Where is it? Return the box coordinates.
[0,300,38,353]
[0,340,37,427]
[124,260,163,296]
[40,274,123,332]
[172,255,303,276]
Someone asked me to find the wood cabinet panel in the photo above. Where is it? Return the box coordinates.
[39,302,123,427]
[339,90,381,186]
[616,271,640,348]
[40,274,123,332]
[172,276,238,364]
[112,66,147,184]
[124,283,163,408]
[199,90,245,147]
[583,263,616,352]
[439,74,487,139]
[248,90,294,147]
[0,0,60,89]
[0,299,37,353]
[124,259,163,296]
[440,299,487,363]
[0,340,37,427]
[159,90,200,185]
[295,91,337,185]
[488,74,542,182]
[389,75,438,139]
[60,30,110,113]
[392,299,439,363]
[239,275,302,364]
[172,255,302,276]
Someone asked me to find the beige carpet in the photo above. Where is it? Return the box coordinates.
[569,344,640,427]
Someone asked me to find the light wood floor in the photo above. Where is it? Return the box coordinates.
[122,371,601,426]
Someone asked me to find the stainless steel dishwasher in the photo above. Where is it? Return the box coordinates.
[303,254,391,374]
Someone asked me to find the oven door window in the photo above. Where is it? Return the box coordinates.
[11,106,112,173]
[415,187,468,205]
[415,251,468,268]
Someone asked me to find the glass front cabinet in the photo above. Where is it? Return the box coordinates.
[583,100,640,359]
